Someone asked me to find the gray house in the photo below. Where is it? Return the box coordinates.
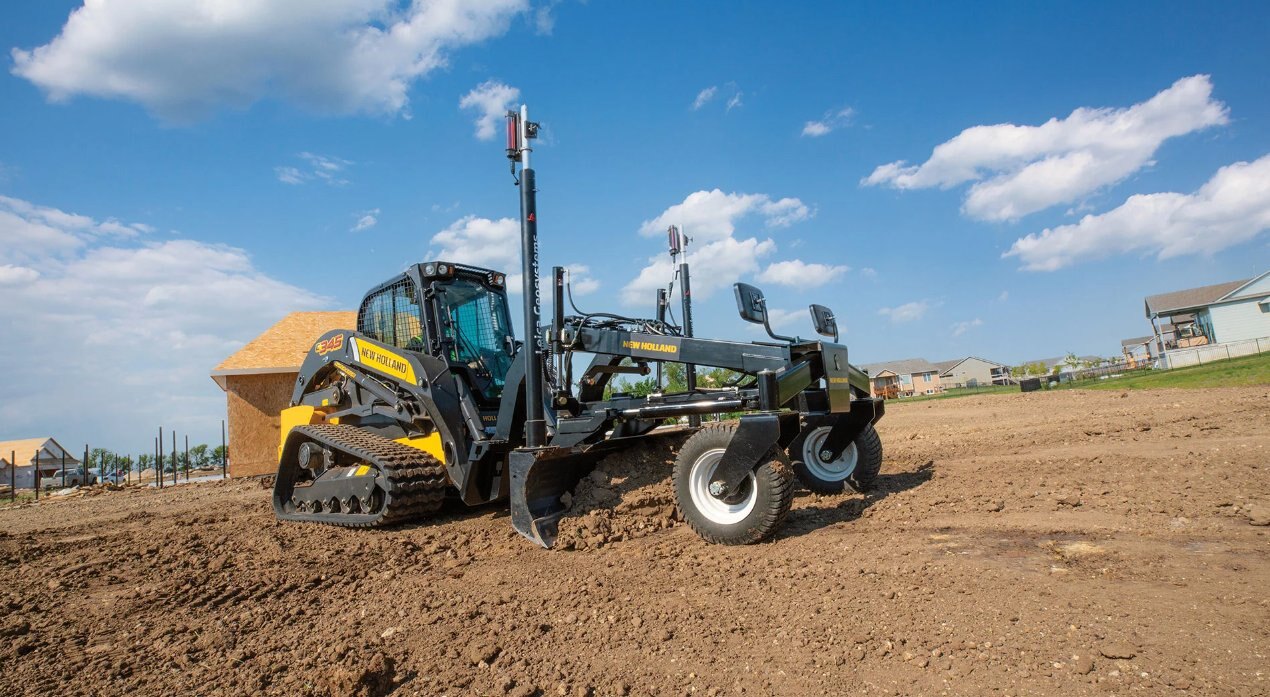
[1144,271,1270,349]
[935,356,1011,388]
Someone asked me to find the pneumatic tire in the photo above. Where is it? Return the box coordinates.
[672,423,794,545]
[789,422,883,494]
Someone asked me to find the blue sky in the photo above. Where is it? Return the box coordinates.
[1,1,1268,453]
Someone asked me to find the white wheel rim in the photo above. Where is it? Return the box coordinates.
[801,426,858,481]
[688,448,757,525]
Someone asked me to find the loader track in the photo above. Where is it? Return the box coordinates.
[272,424,448,528]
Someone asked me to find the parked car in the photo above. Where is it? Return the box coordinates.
[44,469,97,488]
[91,469,127,485]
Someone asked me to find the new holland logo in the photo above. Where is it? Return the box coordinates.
[622,340,679,354]
[350,338,416,384]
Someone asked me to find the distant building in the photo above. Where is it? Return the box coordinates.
[0,437,81,489]
[934,356,1011,388]
[859,358,943,399]
[1144,271,1270,349]
[1018,356,1104,377]
[211,311,355,478]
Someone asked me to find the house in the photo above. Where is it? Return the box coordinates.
[859,358,943,399]
[0,437,81,489]
[211,311,355,478]
[934,356,1011,388]
[1120,336,1156,368]
[1144,271,1270,349]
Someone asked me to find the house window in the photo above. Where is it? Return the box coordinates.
[900,374,912,385]
[1259,299,1270,313]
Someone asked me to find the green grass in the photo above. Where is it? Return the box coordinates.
[891,351,1269,405]
[901,384,1017,402]
[1060,351,1270,391]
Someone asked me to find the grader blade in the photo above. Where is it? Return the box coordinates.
[508,447,597,548]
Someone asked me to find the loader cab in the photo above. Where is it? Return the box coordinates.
[355,262,515,404]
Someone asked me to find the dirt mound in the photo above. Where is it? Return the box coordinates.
[553,434,689,550]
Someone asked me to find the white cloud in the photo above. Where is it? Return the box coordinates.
[950,318,983,337]
[0,264,40,285]
[758,259,848,287]
[637,190,811,241]
[459,80,520,140]
[622,237,776,307]
[802,107,855,137]
[428,215,521,270]
[351,209,380,232]
[859,267,878,280]
[997,290,1009,302]
[563,264,599,296]
[11,0,528,121]
[692,86,718,110]
[622,189,811,306]
[863,75,1230,221]
[1005,154,1270,271]
[0,194,330,450]
[878,300,931,324]
[692,84,743,113]
[276,152,352,186]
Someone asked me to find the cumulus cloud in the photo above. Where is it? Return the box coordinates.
[878,300,931,324]
[863,75,1229,221]
[950,318,983,337]
[1005,154,1270,271]
[758,259,848,287]
[0,194,330,449]
[11,0,528,121]
[726,91,743,112]
[622,189,813,306]
[275,152,352,186]
[459,80,520,140]
[563,264,599,296]
[351,209,380,232]
[428,215,520,270]
[637,190,811,241]
[802,107,855,137]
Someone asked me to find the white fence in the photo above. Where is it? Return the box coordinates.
[1160,336,1270,369]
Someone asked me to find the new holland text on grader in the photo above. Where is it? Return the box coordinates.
[272,106,885,547]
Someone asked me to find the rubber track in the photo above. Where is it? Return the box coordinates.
[279,424,447,528]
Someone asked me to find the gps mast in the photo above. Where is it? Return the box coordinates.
[507,106,545,447]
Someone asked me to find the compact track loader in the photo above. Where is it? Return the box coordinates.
[272,106,885,547]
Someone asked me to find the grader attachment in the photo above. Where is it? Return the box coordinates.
[271,104,885,548]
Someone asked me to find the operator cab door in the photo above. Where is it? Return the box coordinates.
[427,274,515,409]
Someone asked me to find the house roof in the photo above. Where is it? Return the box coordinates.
[932,359,961,374]
[1144,278,1250,318]
[211,311,356,389]
[860,358,940,378]
[1121,336,1154,348]
[0,437,79,468]
[933,356,1006,376]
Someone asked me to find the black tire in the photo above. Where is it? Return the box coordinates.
[672,423,794,545]
[789,422,883,494]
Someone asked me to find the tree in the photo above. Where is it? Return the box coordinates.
[1062,352,1081,373]
[212,445,228,468]
[190,444,210,470]
[89,447,108,474]
[137,453,153,472]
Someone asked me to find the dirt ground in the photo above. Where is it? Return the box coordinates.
[1,387,1267,697]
